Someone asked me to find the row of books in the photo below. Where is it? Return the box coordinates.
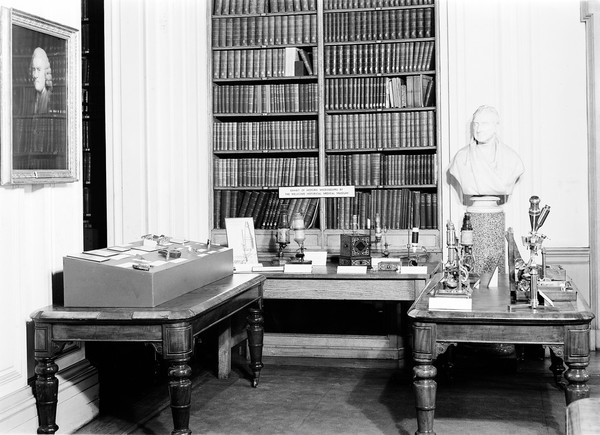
[83,119,91,151]
[324,41,434,75]
[213,47,316,79]
[213,156,319,187]
[82,0,90,19]
[83,187,92,217]
[82,88,90,114]
[387,75,434,108]
[326,153,436,186]
[82,22,90,53]
[325,111,435,149]
[327,191,372,230]
[212,14,317,48]
[325,75,433,110]
[324,8,433,42]
[326,189,437,230]
[324,0,434,9]
[82,57,91,84]
[213,83,319,114]
[13,117,67,155]
[214,190,320,230]
[83,152,92,185]
[214,0,317,15]
[213,119,318,151]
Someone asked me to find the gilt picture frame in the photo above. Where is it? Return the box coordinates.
[0,8,79,184]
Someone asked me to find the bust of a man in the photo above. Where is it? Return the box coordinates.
[448,105,524,196]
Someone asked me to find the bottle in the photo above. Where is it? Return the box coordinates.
[460,212,474,272]
[276,205,290,245]
[460,212,473,247]
[351,214,359,234]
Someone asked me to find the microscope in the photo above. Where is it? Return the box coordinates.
[508,196,551,309]
[436,219,473,297]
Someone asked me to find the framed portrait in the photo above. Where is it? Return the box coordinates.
[0,8,79,184]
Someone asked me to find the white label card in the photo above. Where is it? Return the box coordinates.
[279,185,355,198]
[336,266,367,274]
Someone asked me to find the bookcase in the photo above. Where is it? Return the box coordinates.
[210,0,440,257]
[81,0,107,250]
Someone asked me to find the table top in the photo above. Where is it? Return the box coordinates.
[408,273,594,325]
[30,273,265,323]
[258,262,441,280]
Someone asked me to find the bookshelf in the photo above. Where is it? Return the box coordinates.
[210,0,440,256]
[81,0,107,250]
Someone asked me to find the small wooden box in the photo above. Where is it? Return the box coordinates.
[339,234,371,267]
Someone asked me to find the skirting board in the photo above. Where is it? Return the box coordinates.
[263,333,405,360]
[0,360,99,434]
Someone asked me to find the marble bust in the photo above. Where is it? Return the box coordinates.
[448,105,524,196]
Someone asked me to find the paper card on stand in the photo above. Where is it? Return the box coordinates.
[488,266,499,287]
[480,266,499,288]
[399,265,428,275]
[304,251,327,265]
[252,265,285,273]
[284,263,313,273]
[225,217,260,269]
[337,265,367,274]
[428,296,473,311]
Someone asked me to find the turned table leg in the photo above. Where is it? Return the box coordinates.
[34,357,59,434]
[564,361,590,404]
[413,362,437,435]
[564,326,591,405]
[246,307,264,388]
[412,323,437,435]
[168,358,192,435]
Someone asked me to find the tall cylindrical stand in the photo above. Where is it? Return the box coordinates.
[467,196,506,276]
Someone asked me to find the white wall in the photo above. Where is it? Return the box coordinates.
[0,1,99,433]
[581,0,600,348]
[439,0,590,300]
[105,0,212,246]
[0,0,80,399]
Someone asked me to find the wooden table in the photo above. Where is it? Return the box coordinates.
[30,273,266,435]
[408,273,594,435]
[263,263,439,301]
[261,263,440,360]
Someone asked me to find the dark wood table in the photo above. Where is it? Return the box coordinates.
[262,263,440,301]
[30,273,266,435]
[408,273,594,435]
[260,262,441,359]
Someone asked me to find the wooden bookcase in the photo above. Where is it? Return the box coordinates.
[81,0,107,250]
[210,0,440,257]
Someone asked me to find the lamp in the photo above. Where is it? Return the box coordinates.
[272,204,290,266]
[290,211,311,264]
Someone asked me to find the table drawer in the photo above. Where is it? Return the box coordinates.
[263,278,419,300]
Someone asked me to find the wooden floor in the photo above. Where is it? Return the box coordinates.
[73,344,600,435]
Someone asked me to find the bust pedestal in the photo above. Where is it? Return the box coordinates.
[467,196,505,276]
